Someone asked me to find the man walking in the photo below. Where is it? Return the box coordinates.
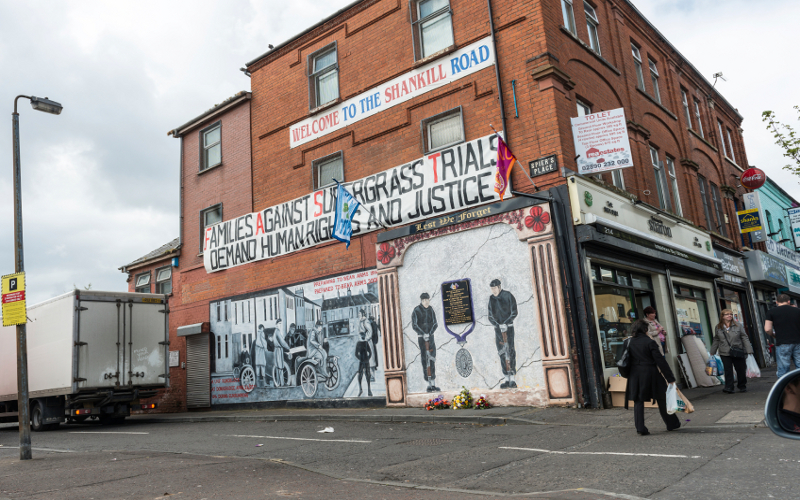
[488,279,518,389]
[765,294,800,378]
[412,292,439,392]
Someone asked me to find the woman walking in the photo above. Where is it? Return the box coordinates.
[625,319,681,435]
[643,306,667,355]
[710,309,753,394]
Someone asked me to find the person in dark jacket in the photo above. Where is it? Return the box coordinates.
[624,319,681,435]
[488,279,518,389]
[412,292,438,392]
[710,309,754,393]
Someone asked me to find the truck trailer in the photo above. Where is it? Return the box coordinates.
[0,290,169,430]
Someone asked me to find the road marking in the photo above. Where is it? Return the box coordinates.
[223,434,371,443]
[1,446,74,453]
[499,446,702,459]
[69,431,150,435]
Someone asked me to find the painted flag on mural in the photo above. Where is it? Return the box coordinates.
[332,181,361,249]
[494,135,516,201]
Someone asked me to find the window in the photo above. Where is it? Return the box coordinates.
[693,99,705,138]
[422,107,464,152]
[631,44,645,90]
[766,210,774,237]
[134,272,151,294]
[779,219,788,245]
[709,182,727,237]
[611,170,625,190]
[200,204,222,253]
[308,44,339,109]
[726,128,736,163]
[680,89,692,129]
[697,175,714,232]
[412,0,454,60]
[561,0,576,35]
[312,152,343,189]
[584,2,600,54]
[649,147,671,211]
[200,122,221,172]
[665,157,682,217]
[576,100,591,116]
[717,120,727,157]
[648,59,661,104]
[155,266,172,294]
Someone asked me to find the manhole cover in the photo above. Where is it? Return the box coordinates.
[715,410,764,424]
[398,438,454,446]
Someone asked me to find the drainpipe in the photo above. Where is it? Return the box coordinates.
[486,0,508,144]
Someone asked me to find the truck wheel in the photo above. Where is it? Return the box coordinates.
[31,402,46,432]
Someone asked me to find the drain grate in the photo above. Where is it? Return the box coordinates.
[397,438,454,446]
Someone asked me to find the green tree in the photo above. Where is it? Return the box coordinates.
[763,107,800,176]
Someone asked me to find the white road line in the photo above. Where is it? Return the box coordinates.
[1,446,74,453]
[69,431,150,435]
[499,446,702,459]
[223,434,371,443]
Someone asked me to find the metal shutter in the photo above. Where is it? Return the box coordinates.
[186,334,210,408]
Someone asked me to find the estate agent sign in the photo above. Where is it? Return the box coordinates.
[571,108,634,176]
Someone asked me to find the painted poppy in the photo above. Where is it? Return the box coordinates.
[525,206,551,232]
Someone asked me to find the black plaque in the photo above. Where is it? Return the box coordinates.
[441,279,474,326]
[529,155,558,177]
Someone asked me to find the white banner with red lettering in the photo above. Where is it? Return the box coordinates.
[290,37,495,148]
[571,107,634,176]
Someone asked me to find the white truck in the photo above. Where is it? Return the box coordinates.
[0,290,169,430]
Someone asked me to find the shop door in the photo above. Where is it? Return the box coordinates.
[594,286,653,369]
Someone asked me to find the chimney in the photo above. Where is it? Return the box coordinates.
[347,289,352,296]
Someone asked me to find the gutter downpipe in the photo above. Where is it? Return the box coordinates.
[486,0,508,144]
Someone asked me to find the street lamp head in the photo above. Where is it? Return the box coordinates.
[29,96,63,115]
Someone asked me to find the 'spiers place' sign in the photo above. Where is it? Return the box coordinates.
[203,134,509,273]
[289,37,496,148]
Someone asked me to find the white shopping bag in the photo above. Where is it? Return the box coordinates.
[666,383,679,415]
[745,354,761,378]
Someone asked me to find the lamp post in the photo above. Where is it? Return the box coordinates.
[11,95,62,460]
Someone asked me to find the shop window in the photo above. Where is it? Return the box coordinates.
[584,2,601,54]
[631,44,645,91]
[709,182,727,237]
[200,122,221,172]
[630,273,652,290]
[648,58,661,104]
[308,44,339,109]
[134,272,151,293]
[411,0,454,60]
[200,204,222,253]
[674,284,713,350]
[312,152,343,190]
[155,266,172,294]
[616,271,631,286]
[599,266,614,282]
[422,107,464,152]
[693,99,705,138]
[561,0,576,35]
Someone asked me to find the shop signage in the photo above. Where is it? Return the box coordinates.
[740,192,767,242]
[529,155,558,177]
[648,216,672,238]
[765,238,800,267]
[571,108,634,176]
[289,37,495,148]
[740,167,766,189]
[759,252,788,286]
[2,272,26,327]
[714,250,747,278]
[203,134,508,273]
[788,207,800,249]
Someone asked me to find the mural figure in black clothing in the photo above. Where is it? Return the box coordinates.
[356,308,373,396]
[412,292,439,392]
[488,279,518,389]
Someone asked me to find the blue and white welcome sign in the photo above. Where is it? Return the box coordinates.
[290,37,496,148]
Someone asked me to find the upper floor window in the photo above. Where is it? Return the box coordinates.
[200,122,221,172]
[649,147,671,211]
[200,204,222,253]
[576,100,591,116]
[726,128,737,163]
[134,272,151,294]
[156,266,172,295]
[717,120,727,157]
[561,0,577,35]
[779,219,788,246]
[313,152,344,190]
[697,175,714,232]
[693,99,705,138]
[648,59,661,104]
[584,2,600,53]
[412,0,454,60]
[422,107,464,152]
[681,89,692,129]
[665,157,682,217]
[709,182,727,237]
[766,209,775,237]
[308,44,339,109]
[631,44,645,91]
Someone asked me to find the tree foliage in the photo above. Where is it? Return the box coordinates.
[763,107,800,176]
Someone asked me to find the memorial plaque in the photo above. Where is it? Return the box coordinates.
[441,279,474,326]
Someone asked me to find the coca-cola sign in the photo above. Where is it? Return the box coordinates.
[741,167,766,189]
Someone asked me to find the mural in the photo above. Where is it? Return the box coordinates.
[209,269,385,404]
[397,223,545,395]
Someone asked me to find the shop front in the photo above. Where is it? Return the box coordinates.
[567,176,723,389]
[714,247,763,366]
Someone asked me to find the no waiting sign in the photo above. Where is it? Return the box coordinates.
[2,272,27,326]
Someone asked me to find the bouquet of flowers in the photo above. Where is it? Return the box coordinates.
[425,394,450,411]
[473,394,491,410]
[452,386,473,410]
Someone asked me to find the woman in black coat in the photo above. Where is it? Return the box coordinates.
[624,319,681,435]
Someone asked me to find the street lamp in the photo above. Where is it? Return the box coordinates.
[11,94,63,461]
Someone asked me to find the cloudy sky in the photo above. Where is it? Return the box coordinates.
[1,0,799,305]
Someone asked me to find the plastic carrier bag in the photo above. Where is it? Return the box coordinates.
[705,357,717,376]
[745,354,761,378]
[666,384,679,415]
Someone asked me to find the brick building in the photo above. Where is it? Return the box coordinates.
[162,0,762,409]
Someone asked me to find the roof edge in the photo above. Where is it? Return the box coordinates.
[168,91,251,138]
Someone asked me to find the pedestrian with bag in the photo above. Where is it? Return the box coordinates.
[710,309,753,393]
[643,306,667,355]
[764,294,800,378]
[623,319,681,435]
